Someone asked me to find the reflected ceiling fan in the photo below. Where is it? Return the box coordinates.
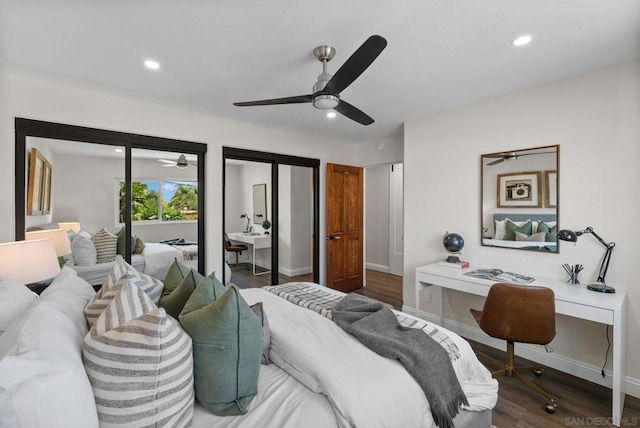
[157,154,197,169]
[485,151,555,166]
[233,35,387,126]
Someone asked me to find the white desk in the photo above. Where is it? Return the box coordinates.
[415,263,627,426]
[227,232,271,275]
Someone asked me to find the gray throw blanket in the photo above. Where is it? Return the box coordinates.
[332,294,468,428]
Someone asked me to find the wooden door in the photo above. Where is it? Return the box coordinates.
[326,163,363,292]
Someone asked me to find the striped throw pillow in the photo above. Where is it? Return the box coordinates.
[83,281,194,427]
[92,228,118,263]
[84,255,164,328]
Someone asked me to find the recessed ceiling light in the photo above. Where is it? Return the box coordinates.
[114,148,123,153]
[326,111,337,119]
[144,60,160,70]
[512,35,534,47]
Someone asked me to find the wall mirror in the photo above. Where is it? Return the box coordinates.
[253,183,267,224]
[481,145,559,253]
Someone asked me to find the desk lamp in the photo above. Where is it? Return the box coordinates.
[26,228,72,267]
[557,227,615,293]
[0,239,60,285]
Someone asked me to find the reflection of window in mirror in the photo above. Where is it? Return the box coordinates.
[481,145,559,253]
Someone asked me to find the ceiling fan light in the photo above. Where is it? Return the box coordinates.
[313,94,339,110]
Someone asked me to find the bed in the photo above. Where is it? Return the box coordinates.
[0,269,498,428]
[483,213,557,251]
[70,242,185,286]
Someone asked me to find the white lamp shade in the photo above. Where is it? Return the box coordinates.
[26,228,72,256]
[58,222,81,233]
[0,239,60,284]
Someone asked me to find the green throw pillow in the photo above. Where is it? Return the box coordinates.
[159,269,205,319]
[179,285,261,416]
[116,227,136,257]
[536,222,557,243]
[503,220,532,241]
[162,259,192,297]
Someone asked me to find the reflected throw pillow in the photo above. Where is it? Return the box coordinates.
[503,220,532,241]
[515,231,546,242]
[92,228,118,263]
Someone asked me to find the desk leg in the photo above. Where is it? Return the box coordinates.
[612,305,627,427]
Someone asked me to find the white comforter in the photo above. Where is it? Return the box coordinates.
[240,286,498,428]
[141,243,183,279]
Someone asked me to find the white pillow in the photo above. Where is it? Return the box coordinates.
[494,219,507,240]
[68,230,97,266]
[83,281,194,427]
[0,278,37,336]
[0,267,98,428]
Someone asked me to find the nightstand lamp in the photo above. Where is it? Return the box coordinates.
[0,239,60,285]
[557,227,615,293]
[26,228,72,267]
[58,222,81,233]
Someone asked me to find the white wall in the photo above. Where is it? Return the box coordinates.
[0,71,360,285]
[404,61,640,384]
[365,164,390,270]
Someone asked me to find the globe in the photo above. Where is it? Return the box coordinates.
[442,232,464,263]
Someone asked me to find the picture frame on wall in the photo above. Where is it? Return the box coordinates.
[496,171,542,208]
[544,170,557,208]
[26,148,52,216]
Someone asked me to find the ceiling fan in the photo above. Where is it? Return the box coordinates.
[157,154,197,169]
[233,35,387,126]
[484,151,554,166]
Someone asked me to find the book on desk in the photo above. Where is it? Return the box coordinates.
[464,268,535,284]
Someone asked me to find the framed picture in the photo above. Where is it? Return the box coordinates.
[496,171,542,208]
[544,170,557,208]
[27,148,45,215]
[27,148,53,216]
[41,160,52,214]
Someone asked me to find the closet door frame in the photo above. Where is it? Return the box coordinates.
[15,118,207,273]
[222,147,320,285]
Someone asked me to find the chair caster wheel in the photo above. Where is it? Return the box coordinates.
[534,368,544,377]
[545,403,557,414]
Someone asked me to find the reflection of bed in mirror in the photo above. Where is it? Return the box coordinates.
[483,213,557,252]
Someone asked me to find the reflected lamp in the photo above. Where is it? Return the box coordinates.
[557,227,615,293]
[58,222,81,233]
[0,239,60,284]
[26,228,72,266]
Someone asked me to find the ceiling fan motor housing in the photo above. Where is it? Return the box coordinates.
[313,72,339,109]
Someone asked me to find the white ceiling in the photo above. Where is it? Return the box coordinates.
[2,1,639,144]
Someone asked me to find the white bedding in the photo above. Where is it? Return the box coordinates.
[240,286,498,428]
[483,238,556,249]
[141,242,184,279]
[192,363,338,428]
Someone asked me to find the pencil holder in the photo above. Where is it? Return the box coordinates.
[562,263,583,285]
[570,272,580,285]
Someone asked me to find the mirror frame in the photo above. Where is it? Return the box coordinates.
[480,144,560,253]
[252,183,267,224]
[15,118,207,272]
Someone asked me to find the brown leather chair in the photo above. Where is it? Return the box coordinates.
[224,233,248,267]
[470,282,557,413]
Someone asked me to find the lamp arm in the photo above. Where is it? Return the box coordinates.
[578,227,611,249]
[596,244,614,284]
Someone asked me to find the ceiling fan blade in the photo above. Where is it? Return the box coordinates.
[158,159,175,164]
[323,35,387,95]
[334,100,374,126]
[234,94,313,107]
[487,158,505,166]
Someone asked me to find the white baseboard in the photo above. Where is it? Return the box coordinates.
[366,262,389,273]
[403,305,640,400]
